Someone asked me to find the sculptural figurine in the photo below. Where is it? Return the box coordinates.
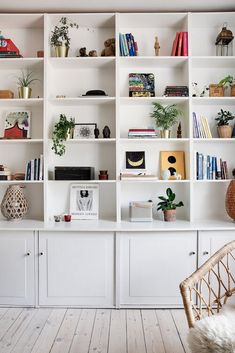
[103,125,111,138]
[154,36,160,56]
[161,169,170,180]
[94,126,99,138]
[177,122,182,138]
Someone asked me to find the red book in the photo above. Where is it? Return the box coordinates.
[129,129,155,132]
[171,32,179,56]
[177,32,183,56]
[181,32,188,56]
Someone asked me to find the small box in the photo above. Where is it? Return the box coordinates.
[55,166,95,180]
[129,201,153,222]
[0,90,14,99]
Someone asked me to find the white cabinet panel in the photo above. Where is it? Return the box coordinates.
[0,231,35,305]
[119,231,197,306]
[39,231,114,306]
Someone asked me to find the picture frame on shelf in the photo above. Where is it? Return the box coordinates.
[126,151,146,169]
[3,110,31,139]
[70,183,99,220]
[73,123,97,139]
[160,151,185,180]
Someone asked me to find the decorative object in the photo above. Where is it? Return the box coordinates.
[0,34,22,57]
[54,215,62,222]
[64,214,71,222]
[150,102,182,138]
[52,114,75,156]
[99,170,108,180]
[161,169,171,180]
[225,180,235,220]
[0,165,11,181]
[101,38,115,56]
[55,166,95,180]
[74,123,97,139]
[154,36,160,56]
[94,126,99,138]
[126,151,145,169]
[12,173,25,181]
[160,151,185,180]
[102,125,111,138]
[215,109,234,138]
[232,123,235,138]
[16,70,39,99]
[129,201,153,222]
[78,47,88,57]
[50,17,79,57]
[209,75,234,97]
[215,23,234,56]
[1,184,28,221]
[82,90,108,97]
[157,187,184,222]
[88,50,98,57]
[4,111,31,139]
[70,183,99,220]
[0,90,14,99]
[56,95,66,98]
[129,73,155,97]
[37,50,44,57]
[177,122,182,138]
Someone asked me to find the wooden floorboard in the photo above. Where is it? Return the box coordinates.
[0,308,189,353]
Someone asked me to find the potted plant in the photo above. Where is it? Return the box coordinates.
[150,102,182,138]
[52,114,75,156]
[215,109,235,138]
[209,75,234,97]
[50,17,79,57]
[157,187,184,222]
[17,70,39,99]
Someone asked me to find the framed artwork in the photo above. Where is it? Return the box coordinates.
[73,123,97,139]
[129,73,155,97]
[160,151,185,180]
[4,110,31,139]
[70,183,99,220]
[126,151,145,169]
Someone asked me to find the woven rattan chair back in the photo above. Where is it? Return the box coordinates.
[180,240,235,328]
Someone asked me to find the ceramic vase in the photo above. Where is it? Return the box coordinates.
[163,209,176,222]
[225,180,235,221]
[54,46,69,57]
[1,185,28,221]
[18,86,32,99]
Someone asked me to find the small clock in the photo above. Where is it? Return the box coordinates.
[74,123,97,139]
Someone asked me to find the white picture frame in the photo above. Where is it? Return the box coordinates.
[73,123,97,139]
[70,183,99,220]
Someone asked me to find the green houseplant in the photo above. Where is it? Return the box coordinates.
[210,75,234,97]
[150,102,182,138]
[52,114,75,156]
[17,70,39,99]
[50,17,79,57]
[157,187,184,221]
[215,109,235,138]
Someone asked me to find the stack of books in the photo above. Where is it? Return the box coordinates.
[171,32,188,56]
[0,165,11,180]
[120,172,158,180]
[164,86,188,97]
[193,112,212,138]
[128,128,157,138]
[25,155,44,181]
[119,33,138,56]
[196,152,228,180]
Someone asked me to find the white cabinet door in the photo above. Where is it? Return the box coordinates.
[39,231,114,306]
[119,231,197,306]
[198,230,235,266]
[0,231,35,306]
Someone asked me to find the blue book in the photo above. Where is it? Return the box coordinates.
[130,33,136,56]
[207,155,210,179]
[198,153,203,180]
[126,33,133,56]
[212,157,216,180]
[119,33,124,56]
[209,156,213,180]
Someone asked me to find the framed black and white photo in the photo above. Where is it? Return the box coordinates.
[73,123,97,139]
[70,183,99,220]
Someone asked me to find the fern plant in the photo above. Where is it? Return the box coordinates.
[157,188,184,211]
[215,109,234,126]
[52,114,75,156]
[150,102,182,130]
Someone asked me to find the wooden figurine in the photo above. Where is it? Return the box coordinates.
[154,36,160,56]
[177,122,182,138]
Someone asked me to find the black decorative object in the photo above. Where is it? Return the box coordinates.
[126,151,145,169]
[82,90,107,96]
[103,125,111,138]
[177,122,182,138]
[94,126,99,138]
[55,166,95,180]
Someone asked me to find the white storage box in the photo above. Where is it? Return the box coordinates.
[129,201,153,222]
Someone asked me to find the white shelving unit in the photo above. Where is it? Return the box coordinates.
[0,11,234,228]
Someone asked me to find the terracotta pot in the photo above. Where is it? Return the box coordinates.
[217,125,232,138]
[163,209,176,222]
[1,185,28,221]
[225,180,235,221]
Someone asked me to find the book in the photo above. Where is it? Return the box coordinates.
[171,32,179,56]
[177,32,183,56]
[182,32,188,56]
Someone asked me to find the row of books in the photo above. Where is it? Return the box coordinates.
[128,128,157,138]
[171,32,188,56]
[119,33,138,56]
[196,152,228,180]
[193,112,212,138]
[25,155,44,181]
[164,85,189,97]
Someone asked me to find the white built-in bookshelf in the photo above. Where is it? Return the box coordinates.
[0,12,235,228]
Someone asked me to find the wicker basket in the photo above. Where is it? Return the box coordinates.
[209,84,224,97]
[231,84,235,97]
[225,180,235,220]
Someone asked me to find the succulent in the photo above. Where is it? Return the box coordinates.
[215,109,235,126]
[157,188,184,211]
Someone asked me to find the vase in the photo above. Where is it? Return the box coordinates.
[217,125,232,138]
[54,46,69,57]
[1,185,28,221]
[163,209,176,222]
[225,180,235,221]
[160,130,171,138]
[18,87,32,99]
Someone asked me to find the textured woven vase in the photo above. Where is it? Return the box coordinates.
[1,185,28,221]
[225,180,235,221]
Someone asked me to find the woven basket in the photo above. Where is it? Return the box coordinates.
[225,180,235,220]
[209,84,224,97]
[231,84,235,97]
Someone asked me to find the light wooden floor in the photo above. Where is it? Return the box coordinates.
[0,308,190,353]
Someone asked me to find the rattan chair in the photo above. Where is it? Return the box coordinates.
[180,240,235,328]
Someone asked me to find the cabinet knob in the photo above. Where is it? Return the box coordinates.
[203,251,209,255]
[39,252,44,256]
[26,252,31,256]
[189,251,196,256]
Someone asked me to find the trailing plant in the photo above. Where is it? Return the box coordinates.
[52,114,75,156]
[215,109,235,126]
[157,188,184,211]
[16,70,39,87]
[50,17,79,47]
[150,102,182,130]
[218,75,234,88]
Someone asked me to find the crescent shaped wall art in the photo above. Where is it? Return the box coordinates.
[126,151,145,169]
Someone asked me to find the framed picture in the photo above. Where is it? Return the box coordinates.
[4,110,31,139]
[70,183,99,220]
[126,151,145,169]
[129,73,155,97]
[160,151,185,180]
[73,123,97,139]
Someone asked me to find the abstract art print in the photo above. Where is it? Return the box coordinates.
[4,110,31,139]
